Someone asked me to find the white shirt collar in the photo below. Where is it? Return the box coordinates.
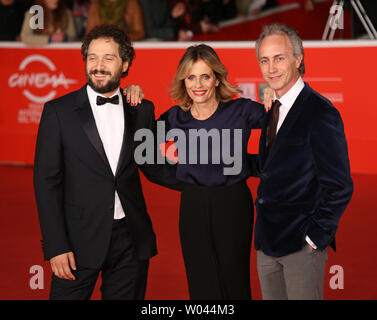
[274,77,305,110]
[86,84,121,106]
[274,77,305,133]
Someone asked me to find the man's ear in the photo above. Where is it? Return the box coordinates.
[295,54,303,69]
[122,61,129,74]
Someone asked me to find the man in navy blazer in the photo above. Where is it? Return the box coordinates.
[253,24,353,299]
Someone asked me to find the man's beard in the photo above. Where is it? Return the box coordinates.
[86,67,123,94]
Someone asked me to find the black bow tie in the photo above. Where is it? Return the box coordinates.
[96,95,119,106]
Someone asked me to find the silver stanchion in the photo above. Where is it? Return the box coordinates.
[322,0,377,40]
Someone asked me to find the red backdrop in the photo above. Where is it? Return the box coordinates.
[1,42,376,174]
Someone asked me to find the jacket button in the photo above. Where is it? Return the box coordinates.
[258,198,264,205]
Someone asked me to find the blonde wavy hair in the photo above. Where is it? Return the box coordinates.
[170,44,241,111]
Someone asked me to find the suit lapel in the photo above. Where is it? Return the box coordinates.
[115,89,134,177]
[75,85,113,175]
[261,83,311,169]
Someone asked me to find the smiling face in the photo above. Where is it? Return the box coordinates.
[85,37,128,97]
[258,34,302,99]
[184,59,219,108]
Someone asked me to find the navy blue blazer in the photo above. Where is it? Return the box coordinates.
[254,83,353,257]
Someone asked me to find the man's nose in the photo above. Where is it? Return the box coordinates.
[268,61,277,74]
[95,59,105,70]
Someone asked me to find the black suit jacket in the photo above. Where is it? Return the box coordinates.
[254,83,353,257]
[34,85,181,268]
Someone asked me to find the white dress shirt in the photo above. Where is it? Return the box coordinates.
[275,76,305,133]
[87,85,126,220]
[273,77,317,250]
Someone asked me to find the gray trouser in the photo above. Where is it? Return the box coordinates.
[257,245,328,300]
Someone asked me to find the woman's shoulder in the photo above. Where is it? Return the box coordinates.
[235,97,262,105]
[164,105,185,115]
[159,105,184,120]
[223,97,263,109]
[222,98,265,122]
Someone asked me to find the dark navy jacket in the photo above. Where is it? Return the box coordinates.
[254,83,353,257]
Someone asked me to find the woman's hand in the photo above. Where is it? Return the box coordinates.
[123,85,145,106]
[263,86,274,111]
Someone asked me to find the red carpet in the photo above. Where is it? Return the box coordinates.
[0,165,376,300]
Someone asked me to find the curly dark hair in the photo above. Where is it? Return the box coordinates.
[81,24,135,78]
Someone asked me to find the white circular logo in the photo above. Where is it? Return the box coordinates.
[8,54,77,104]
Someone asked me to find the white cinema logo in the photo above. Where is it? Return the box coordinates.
[8,54,77,104]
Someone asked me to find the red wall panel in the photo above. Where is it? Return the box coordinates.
[0,42,376,173]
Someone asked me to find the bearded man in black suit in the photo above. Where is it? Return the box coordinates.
[34,24,180,300]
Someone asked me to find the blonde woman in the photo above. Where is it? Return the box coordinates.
[126,44,271,301]
[126,44,270,299]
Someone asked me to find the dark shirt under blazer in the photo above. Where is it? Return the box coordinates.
[254,83,353,257]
